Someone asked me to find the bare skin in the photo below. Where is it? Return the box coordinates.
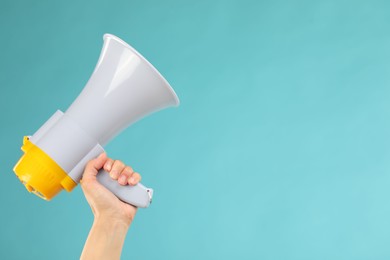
[80,153,141,260]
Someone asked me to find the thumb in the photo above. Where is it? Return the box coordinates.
[82,153,107,182]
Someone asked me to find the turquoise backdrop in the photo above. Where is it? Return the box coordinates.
[1,0,390,259]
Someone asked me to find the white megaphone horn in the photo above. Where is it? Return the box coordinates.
[13,34,180,208]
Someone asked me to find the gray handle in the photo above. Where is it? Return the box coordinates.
[96,169,153,208]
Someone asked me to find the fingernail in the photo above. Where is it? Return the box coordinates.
[119,175,127,184]
[106,163,112,171]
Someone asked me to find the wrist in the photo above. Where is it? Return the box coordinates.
[81,215,130,260]
[94,215,132,230]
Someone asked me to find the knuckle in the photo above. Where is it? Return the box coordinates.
[124,166,134,174]
[114,160,125,168]
[111,161,120,170]
[106,158,114,165]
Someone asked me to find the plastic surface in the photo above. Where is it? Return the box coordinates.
[16,116,153,207]
[13,137,77,200]
[66,34,179,146]
[97,170,153,208]
[30,110,98,175]
[13,34,179,208]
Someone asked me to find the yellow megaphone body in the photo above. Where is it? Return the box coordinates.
[13,34,179,208]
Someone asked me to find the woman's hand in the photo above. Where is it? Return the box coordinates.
[80,152,141,226]
[80,153,141,260]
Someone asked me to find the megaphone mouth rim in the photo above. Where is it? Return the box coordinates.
[103,33,180,107]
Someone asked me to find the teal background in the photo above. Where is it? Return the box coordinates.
[1,0,390,259]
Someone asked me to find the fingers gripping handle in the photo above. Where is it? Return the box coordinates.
[67,143,152,208]
[96,169,153,208]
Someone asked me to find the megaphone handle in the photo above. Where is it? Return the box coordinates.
[96,169,153,208]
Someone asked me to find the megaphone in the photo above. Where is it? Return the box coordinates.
[13,34,179,208]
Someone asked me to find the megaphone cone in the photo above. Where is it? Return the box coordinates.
[13,34,179,208]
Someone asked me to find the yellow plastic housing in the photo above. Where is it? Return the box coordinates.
[13,136,77,200]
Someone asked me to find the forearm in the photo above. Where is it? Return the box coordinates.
[80,217,130,260]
